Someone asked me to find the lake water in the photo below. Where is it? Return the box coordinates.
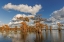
[0,30,64,42]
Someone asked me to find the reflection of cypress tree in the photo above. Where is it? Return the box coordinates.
[58,31,62,41]
[2,31,9,39]
[50,30,53,42]
[1,25,9,38]
[14,26,17,33]
[45,30,48,40]
[20,31,27,42]
[3,35,7,39]
[35,32,44,42]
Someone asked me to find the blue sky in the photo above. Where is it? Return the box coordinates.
[0,0,64,24]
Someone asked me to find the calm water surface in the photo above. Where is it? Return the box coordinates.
[0,30,64,42]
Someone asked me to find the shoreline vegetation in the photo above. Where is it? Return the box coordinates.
[0,15,63,33]
[0,21,63,33]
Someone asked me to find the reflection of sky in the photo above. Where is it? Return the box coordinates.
[26,33,36,42]
[0,33,3,39]
[52,30,59,39]
[0,30,64,42]
[0,32,12,42]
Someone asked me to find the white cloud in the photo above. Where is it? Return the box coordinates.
[12,14,35,20]
[48,17,56,22]
[3,3,42,15]
[49,7,64,22]
[8,14,35,27]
